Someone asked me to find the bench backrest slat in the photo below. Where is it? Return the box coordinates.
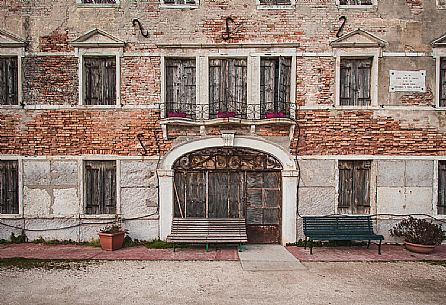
[303,216,375,235]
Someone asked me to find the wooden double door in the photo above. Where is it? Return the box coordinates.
[174,170,282,244]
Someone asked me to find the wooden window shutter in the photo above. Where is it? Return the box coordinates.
[357,60,372,106]
[338,161,354,210]
[259,0,292,4]
[0,57,18,105]
[440,58,446,107]
[278,57,291,113]
[340,59,372,106]
[340,60,352,105]
[438,161,446,215]
[209,58,247,118]
[260,57,291,116]
[165,59,196,117]
[85,161,116,214]
[338,160,371,214]
[84,57,116,105]
[0,161,19,214]
[260,58,275,115]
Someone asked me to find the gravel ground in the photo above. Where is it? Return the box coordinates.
[0,260,445,305]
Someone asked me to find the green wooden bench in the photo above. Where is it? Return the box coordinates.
[166,218,248,252]
[303,215,384,255]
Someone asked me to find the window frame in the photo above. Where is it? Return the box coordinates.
[336,160,372,215]
[437,0,446,9]
[82,55,117,106]
[0,160,20,215]
[437,160,446,216]
[0,31,25,108]
[164,57,197,119]
[260,56,292,118]
[433,47,446,108]
[159,0,200,9]
[76,0,120,8]
[208,57,249,119]
[336,0,376,9]
[256,0,295,10]
[334,49,379,108]
[77,49,122,107]
[83,160,118,216]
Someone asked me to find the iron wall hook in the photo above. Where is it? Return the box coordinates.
[132,18,149,38]
[336,16,347,38]
[222,17,235,41]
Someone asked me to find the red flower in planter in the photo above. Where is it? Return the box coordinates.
[167,111,187,118]
[265,112,285,119]
[217,111,236,118]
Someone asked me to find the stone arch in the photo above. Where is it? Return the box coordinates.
[158,136,298,245]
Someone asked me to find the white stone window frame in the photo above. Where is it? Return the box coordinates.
[76,0,120,8]
[75,47,123,107]
[0,157,23,218]
[161,52,296,121]
[437,0,446,10]
[433,48,446,108]
[334,48,380,108]
[334,158,377,216]
[159,0,200,9]
[256,0,296,10]
[0,41,25,109]
[335,0,377,9]
[433,159,446,219]
[79,158,121,218]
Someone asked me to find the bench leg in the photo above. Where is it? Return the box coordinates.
[367,240,371,249]
[173,244,176,252]
[304,237,307,249]
[378,240,382,255]
[205,243,209,252]
[310,238,313,255]
[238,243,244,252]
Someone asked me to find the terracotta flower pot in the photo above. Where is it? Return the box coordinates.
[404,241,436,254]
[98,231,125,251]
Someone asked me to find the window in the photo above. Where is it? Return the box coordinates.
[84,161,116,214]
[338,160,371,214]
[0,161,19,214]
[440,58,446,107]
[160,0,199,6]
[83,57,116,105]
[438,0,446,9]
[340,58,372,106]
[338,0,373,5]
[78,0,119,5]
[438,161,446,215]
[165,58,196,118]
[260,57,291,118]
[209,58,247,119]
[259,0,292,5]
[0,57,18,105]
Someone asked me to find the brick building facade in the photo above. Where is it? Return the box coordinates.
[0,0,445,244]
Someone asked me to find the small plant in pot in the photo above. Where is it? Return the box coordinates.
[390,217,444,254]
[98,224,126,251]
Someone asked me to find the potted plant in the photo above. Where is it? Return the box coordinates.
[98,224,126,251]
[390,217,444,254]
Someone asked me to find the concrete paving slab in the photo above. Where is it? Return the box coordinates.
[238,244,306,271]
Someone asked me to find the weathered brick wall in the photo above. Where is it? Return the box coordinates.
[296,57,335,106]
[294,110,446,156]
[0,110,171,156]
[39,30,72,52]
[23,56,78,105]
[121,57,161,105]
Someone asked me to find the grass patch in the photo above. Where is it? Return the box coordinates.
[287,239,367,247]
[427,261,446,268]
[0,257,97,270]
[31,237,101,248]
[123,237,187,249]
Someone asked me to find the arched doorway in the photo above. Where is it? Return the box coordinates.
[172,147,283,243]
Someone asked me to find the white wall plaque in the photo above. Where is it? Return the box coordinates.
[389,70,426,93]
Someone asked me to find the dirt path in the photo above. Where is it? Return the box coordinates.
[0,260,445,305]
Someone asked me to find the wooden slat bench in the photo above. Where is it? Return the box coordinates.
[303,215,384,255]
[166,218,248,252]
